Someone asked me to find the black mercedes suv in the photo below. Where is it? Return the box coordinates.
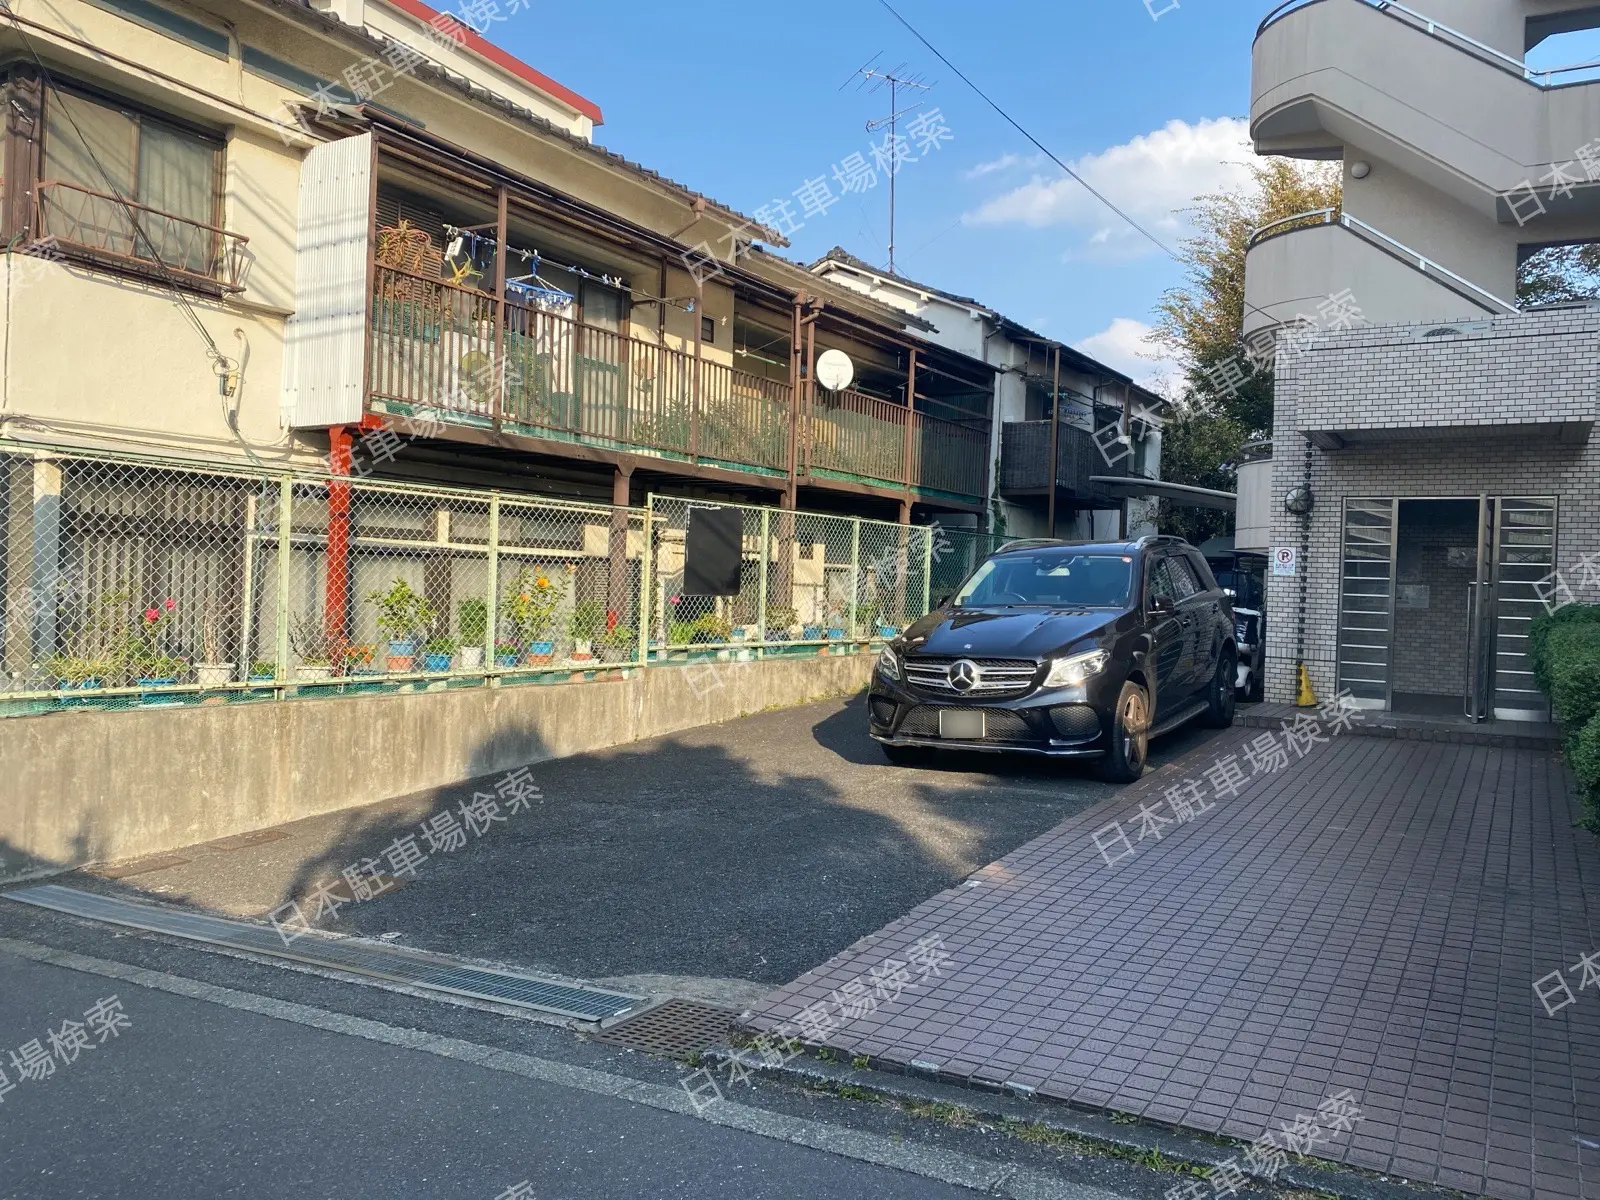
[868,536,1236,781]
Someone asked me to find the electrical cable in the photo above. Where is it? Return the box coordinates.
[876,0,1313,345]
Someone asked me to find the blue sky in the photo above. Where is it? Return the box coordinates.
[485,0,1267,387]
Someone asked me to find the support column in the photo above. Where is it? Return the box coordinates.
[607,464,633,631]
[492,186,508,432]
[4,456,62,678]
[1047,345,1061,538]
[325,426,353,659]
[901,348,918,503]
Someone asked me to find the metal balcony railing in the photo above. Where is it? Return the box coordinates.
[999,420,1129,499]
[368,265,989,500]
[1257,0,1600,87]
[34,180,251,293]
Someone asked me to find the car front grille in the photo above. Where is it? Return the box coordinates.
[868,697,899,726]
[897,705,1037,743]
[902,656,1039,699]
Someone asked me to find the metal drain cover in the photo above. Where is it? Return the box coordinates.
[6,885,642,1023]
[597,998,735,1057]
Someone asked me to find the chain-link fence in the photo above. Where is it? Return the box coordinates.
[0,442,1000,714]
[643,496,1002,652]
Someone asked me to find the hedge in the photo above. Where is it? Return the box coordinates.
[1531,604,1600,830]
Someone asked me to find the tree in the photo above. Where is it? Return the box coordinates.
[1518,242,1600,306]
[1147,159,1341,540]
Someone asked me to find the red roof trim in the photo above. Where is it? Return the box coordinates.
[379,0,603,125]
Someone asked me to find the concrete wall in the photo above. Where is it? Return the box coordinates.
[0,653,876,872]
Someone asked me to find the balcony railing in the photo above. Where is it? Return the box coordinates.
[369,264,988,499]
[999,420,1129,499]
[34,180,251,293]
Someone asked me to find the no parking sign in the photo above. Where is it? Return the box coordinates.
[1272,547,1297,577]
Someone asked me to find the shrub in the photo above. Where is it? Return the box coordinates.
[1569,715,1600,832]
[1529,604,1600,693]
[1551,647,1600,739]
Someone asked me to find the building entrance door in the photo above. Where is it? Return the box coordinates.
[1337,496,1555,721]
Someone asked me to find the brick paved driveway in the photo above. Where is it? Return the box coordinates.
[744,730,1600,1200]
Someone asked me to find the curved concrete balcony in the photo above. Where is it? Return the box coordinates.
[1253,0,1600,222]
[1243,210,1517,338]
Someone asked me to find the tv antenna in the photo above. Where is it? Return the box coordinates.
[843,55,932,274]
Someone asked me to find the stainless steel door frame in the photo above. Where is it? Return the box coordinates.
[1490,496,1558,722]
[1336,497,1397,710]
[1463,494,1493,723]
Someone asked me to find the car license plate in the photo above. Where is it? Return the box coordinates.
[938,709,985,740]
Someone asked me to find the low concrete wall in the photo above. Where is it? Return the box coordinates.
[0,653,874,871]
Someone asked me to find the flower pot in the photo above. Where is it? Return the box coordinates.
[459,646,484,669]
[297,664,334,682]
[574,639,593,656]
[526,653,555,667]
[827,627,846,640]
[247,672,275,684]
[195,662,234,688]
[730,627,747,642]
[528,640,555,658]
[422,653,453,672]
[495,653,521,669]
[803,625,822,640]
[877,625,896,638]
[598,645,627,664]
[385,655,412,673]
[388,639,417,657]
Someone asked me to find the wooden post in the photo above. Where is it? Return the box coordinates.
[492,186,508,432]
[902,348,918,497]
[607,464,632,631]
[786,295,803,509]
[1047,345,1061,537]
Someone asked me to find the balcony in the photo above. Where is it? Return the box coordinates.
[35,180,251,295]
[1243,209,1518,336]
[366,266,988,503]
[998,420,1129,503]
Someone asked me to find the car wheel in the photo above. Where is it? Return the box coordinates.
[1205,650,1237,728]
[880,743,925,766]
[1095,681,1149,783]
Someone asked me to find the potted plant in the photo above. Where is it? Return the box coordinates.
[457,598,487,669]
[765,605,797,642]
[597,624,636,664]
[568,598,605,660]
[195,600,234,688]
[825,610,847,640]
[690,612,732,644]
[494,640,522,668]
[45,654,110,691]
[289,614,336,681]
[342,644,378,675]
[248,660,277,683]
[423,635,457,672]
[500,568,560,663]
[367,579,435,671]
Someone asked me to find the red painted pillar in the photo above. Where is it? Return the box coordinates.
[326,425,353,659]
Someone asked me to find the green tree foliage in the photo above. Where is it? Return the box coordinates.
[1147,160,1341,541]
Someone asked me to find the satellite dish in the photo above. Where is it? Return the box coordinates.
[815,348,855,392]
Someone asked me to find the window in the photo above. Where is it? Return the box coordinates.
[701,315,716,344]
[1148,556,1199,605]
[40,86,221,279]
[953,552,1134,609]
[580,280,624,333]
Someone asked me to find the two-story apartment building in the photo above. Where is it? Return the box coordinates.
[1248,0,1600,722]
[810,248,1167,542]
[0,0,998,678]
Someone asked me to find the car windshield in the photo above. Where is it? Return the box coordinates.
[953,552,1134,609]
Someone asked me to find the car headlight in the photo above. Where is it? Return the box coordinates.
[877,645,900,681]
[1044,648,1110,688]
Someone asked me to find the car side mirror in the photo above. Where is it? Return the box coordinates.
[933,594,951,609]
[1149,595,1174,615]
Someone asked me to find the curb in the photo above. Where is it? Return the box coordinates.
[704,1046,1464,1200]
[1235,706,1557,750]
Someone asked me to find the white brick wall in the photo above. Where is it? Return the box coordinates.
[1262,308,1600,705]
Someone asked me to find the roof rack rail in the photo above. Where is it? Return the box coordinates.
[995,537,1071,553]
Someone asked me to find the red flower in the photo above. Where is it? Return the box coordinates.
[143,607,160,623]
[163,598,176,611]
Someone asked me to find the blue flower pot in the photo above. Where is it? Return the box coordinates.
[827,627,846,639]
[877,625,896,638]
[496,653,521,668]
[423,653,453,672]
[803,625,822,640]
[388,639,417,657]
[529,641,555,657]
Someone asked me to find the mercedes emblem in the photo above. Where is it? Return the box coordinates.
[948,659,980,693]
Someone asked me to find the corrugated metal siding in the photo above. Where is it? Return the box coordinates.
[281,133,372,429]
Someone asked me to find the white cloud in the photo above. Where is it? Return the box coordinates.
[963,117,1253,260]
[1074,317,1184,396]
[962,152,1045,180]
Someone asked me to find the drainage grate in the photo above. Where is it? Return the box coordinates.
[596,998,734,1057]
[5,885,641,1023]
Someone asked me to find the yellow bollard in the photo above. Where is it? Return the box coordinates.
[1296,662,1318,708]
